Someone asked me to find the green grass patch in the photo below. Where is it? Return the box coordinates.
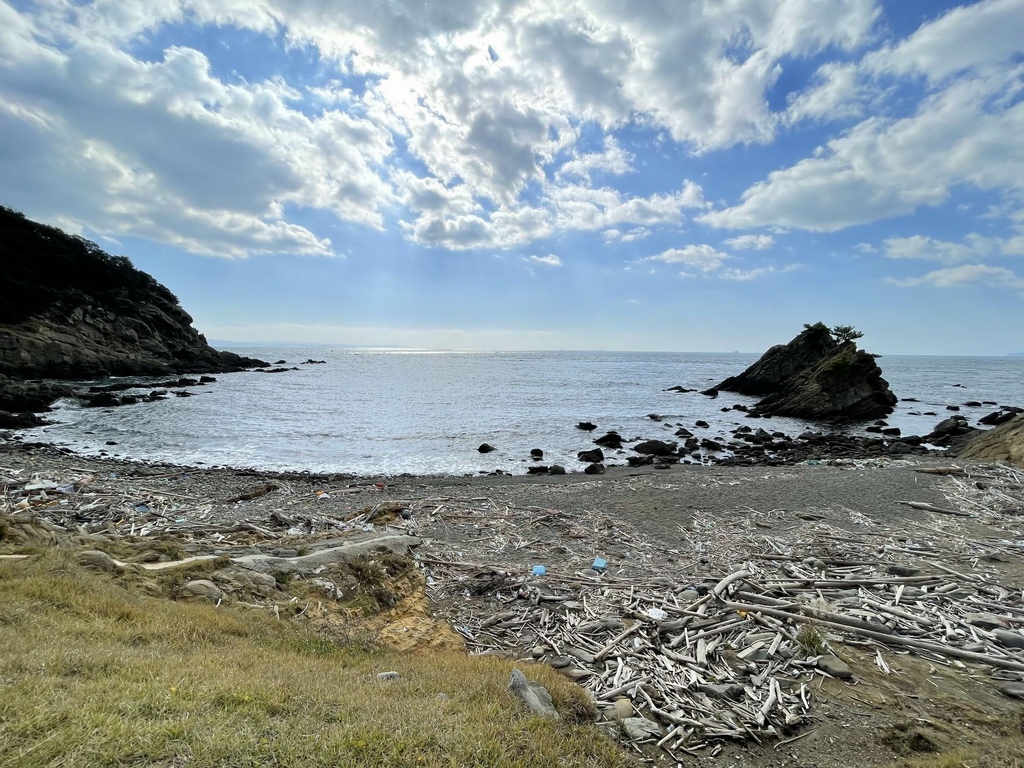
[0,554,635,768]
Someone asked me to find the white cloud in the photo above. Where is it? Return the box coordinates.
[785,62,864,124]
[724,234,774,250]
[644,245,730,273]
[720,263,801,281]
[557,135,633,180]
[881,234,999,264]
[865,0,1024,82]
[886,264,1024,290]
[526,254,562,267]
[709,0,1024,234]
[704,75,1024,232]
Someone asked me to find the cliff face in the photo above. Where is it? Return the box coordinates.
[0,206,265,380]
[717,323,897,422]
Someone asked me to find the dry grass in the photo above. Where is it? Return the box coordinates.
[0,554,636,768]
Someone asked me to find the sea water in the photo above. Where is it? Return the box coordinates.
[22,349,1024,476]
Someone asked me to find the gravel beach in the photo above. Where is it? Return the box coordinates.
[5,438,1024,767]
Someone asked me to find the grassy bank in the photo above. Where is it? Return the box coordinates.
[0,553,634,768]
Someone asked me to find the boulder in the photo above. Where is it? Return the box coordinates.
[593,431,623,449]
[508,669,559,719]
[632,439,676,456]
[716,323,896,422]
[478,443,496,453]
[576,421,597,431]
[577,448,604,463]
[958,414,1024,467]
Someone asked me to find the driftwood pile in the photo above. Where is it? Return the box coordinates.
[416,464,1024,757]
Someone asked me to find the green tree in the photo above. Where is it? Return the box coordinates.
[830,324,864,344]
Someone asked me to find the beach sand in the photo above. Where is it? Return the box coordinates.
[4,439,1024,766]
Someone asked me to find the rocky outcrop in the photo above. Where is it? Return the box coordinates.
[0,206,267,414]
[717,323,896,422]
[958,414,1024,467]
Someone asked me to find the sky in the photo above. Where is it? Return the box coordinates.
[2,1,1023,355]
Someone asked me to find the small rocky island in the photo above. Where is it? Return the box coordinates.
[716,322,897,422]
[0,206,267,426]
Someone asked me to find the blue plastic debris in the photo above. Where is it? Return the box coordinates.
[531,565,547,576]
[592,557,607,571]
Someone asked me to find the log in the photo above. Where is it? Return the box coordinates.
[724,601,1024,673]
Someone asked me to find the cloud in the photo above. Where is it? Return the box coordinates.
[557,135,633,180]
[864,0,1024,82]
[644,245,730,273]
[886,264,1024,290]
[881,234,999,264]
[724,234,774,250]
[526,254,562,267]
[720,264,802,281]
[704,75,1024,232]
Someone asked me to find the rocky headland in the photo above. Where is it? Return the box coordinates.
[0,206,267,427]
[715,322,897,422]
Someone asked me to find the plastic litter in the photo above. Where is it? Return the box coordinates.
[646,607,668,621]
[592,557,607,571]
[531,565,547,576]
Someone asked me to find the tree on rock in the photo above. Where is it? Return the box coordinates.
[830,324,864,344]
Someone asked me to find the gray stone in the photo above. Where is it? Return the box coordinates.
[1000,682,1024,700]
[993,629,1024,649]
[700,683,745,701]
[508,668,559,719]
[816,654,853,679]
[376,671,399,681]
[678,589,700,603]
[179,579,224,601]
[75,549,122,573]
[620,717,661,741]
[967,613,1008,631]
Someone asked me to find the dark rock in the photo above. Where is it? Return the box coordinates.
[478,443,496,453]
[0,410,45,428]
[946,405,960,411]
[700,387,719,398]
[549,465,566,475]
[700,438,724,451]
[882,427,901,436]
[694,420,709,428]
[576,421,597,431]
[302,359,327,364]
[577,448,604,463]
[584,463,606,474]
[964,401,982,407]
[979,410,1017,427]
[646,413,662,421]
[530,448,544,459]
[526,465,549,475]
[665,386,695,393]
[273,359,287,365]
[0,207,267,384]
[816,654,853,679]
[716,322,896,422]
[199,375,216,383]
[594,431,623,449]
[632,439,676,456]
[674,427,693,438]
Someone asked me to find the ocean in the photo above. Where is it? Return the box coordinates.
[22,349,1024,476]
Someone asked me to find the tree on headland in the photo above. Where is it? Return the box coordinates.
[802,322,864,345]
[830,324,864,344]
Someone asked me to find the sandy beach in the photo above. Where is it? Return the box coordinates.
[5,436,1024,766]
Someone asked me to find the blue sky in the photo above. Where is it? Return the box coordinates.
[2,0,1023,355]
